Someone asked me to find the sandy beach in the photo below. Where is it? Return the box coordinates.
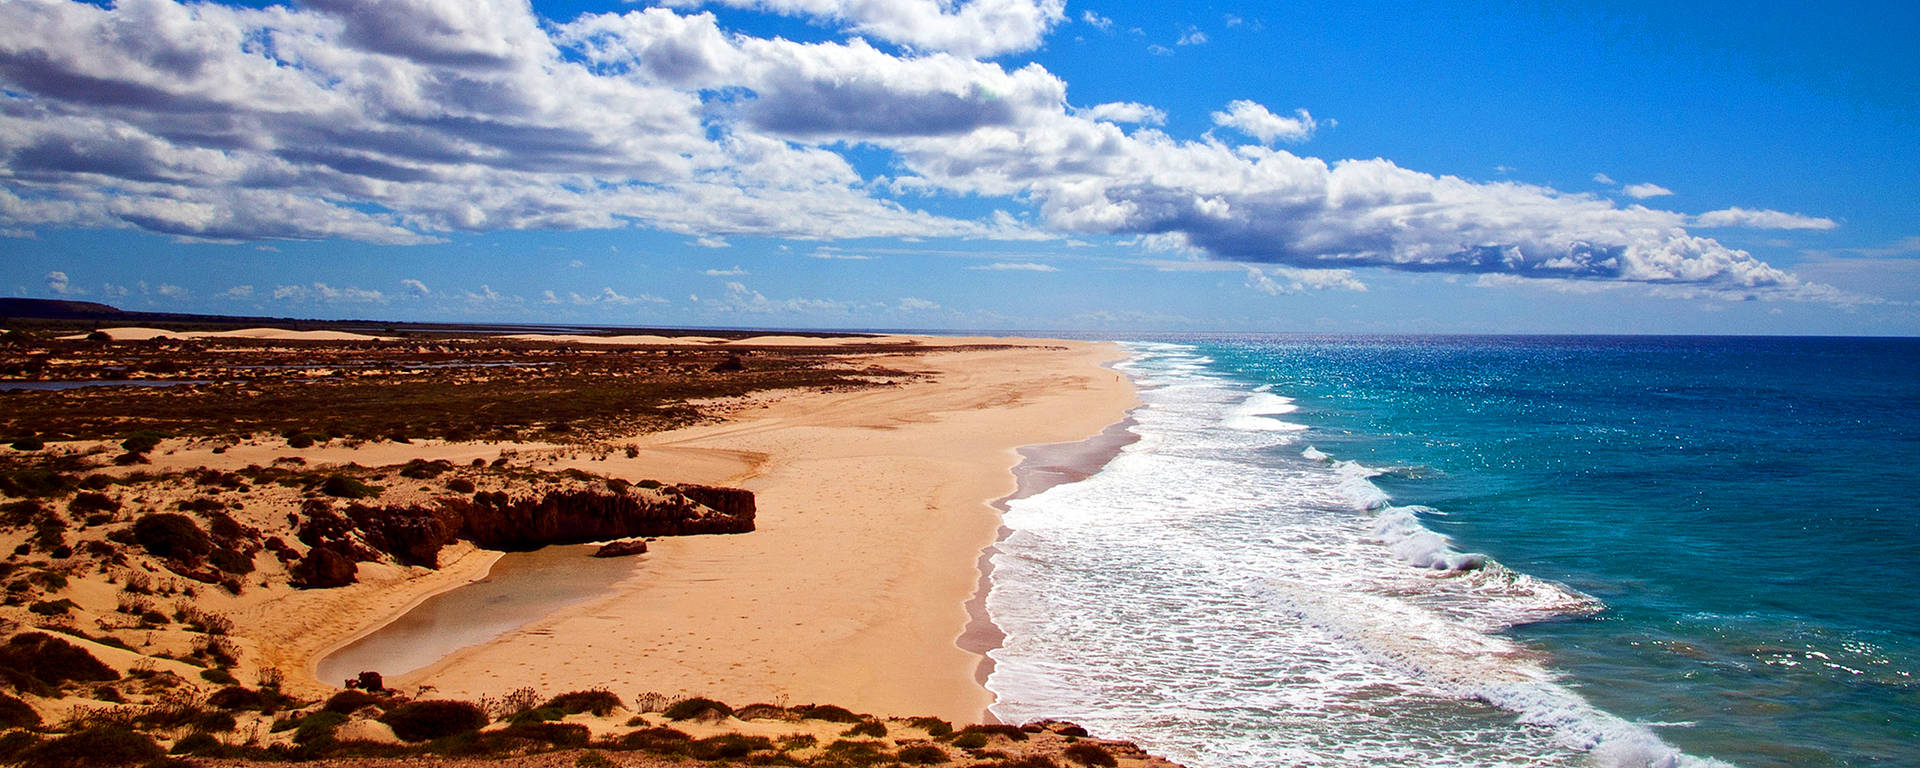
[371,338,1133,723]
[217,336,1133,724]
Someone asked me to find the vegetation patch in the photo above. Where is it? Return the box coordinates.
[544,688,623,716]
[380,699,488,742]
[663,696,733,721]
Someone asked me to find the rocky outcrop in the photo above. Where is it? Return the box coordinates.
[592,539,648,557]
[291,546,358,588]
[456,486,754,551]
[292,483,753,581]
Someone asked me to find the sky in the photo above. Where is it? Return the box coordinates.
[1,0,1916,334]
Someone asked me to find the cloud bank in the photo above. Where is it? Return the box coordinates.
[0,0,1843,301]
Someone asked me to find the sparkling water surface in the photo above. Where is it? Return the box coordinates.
[985,335,1919,768]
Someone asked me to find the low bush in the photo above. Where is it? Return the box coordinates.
[208,685,266,711]
[612,726,692,753]
[28,598,76,616]
[8,438,43,452]
[820,738,893,766]
[0,731,40,761]
[320,475,382,499]
[949,732,988,749]
[292,710,349,744]
[120,433,165,455]
[200,667,239,686]
[509,706,566,724]
[171,731,227,757]
[897,744,951,764]
[193,710,239,733]
[960,724,1030,742]
[662,696,732,721]
[988,757,1061,768]
[380,699,487,742]
[544,688,623,716]
[843,720,887,738]
[1062,743,1117,767]
[577,750,617,768]
[0,692,39,728]
[500,720,591,747]
[132,512,213,561]
[685,733,775,761]
[0,632,119,693]
[793,703,862,723]
[908,716,954,737]
[446,477,476,493]
[20,726,163,768]
[321,688,385,714]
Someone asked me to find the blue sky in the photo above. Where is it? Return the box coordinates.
[2,0,1916,334]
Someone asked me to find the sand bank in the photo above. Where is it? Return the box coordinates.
[351,339,1135,723]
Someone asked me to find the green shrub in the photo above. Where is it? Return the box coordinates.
[794,703,862,722]
[820,738,892,766]
[500,720,591,747]
[662,696,732,721]
[0,468,74,498]
[544,688,623,716]
[613,726,692,753]
[286,433,315,449]
[842,720,887,738]
[132,512,213,561]
[686,733,775,760]
[949,732,988,749]
[20,727,163,768]
[909,716,954,737]
[293,710,349,744]
[380,699,487,742]
[0,692,39,728]
[1062,743,1117,767]
[119,433,165,455]
[319,475,382,499]
[959,724,1029,742]
[897,744,951,764]
[576,750,617,768]
[509,706,566,724]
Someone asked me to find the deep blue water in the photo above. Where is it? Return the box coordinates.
[1205,335,1920,766]
[987,335,1918,768]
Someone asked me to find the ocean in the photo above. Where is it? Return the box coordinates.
[984,335,1919,768]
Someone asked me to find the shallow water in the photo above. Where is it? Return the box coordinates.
[315,544,639,685]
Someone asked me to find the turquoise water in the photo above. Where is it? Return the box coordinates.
[987,336,1918,767]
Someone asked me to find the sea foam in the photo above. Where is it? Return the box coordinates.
[986,341,1725,768]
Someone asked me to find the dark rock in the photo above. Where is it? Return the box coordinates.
[592,539,648,557]
[290,547,357,588]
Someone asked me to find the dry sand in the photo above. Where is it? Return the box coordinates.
[321,338,1136,723]
[61,334,1135,722]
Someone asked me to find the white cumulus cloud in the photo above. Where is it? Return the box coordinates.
[1693,207,1837,230]
[1623,182,1675,199]
[1210,100,1318,144]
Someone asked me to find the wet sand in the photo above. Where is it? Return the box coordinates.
[316,545,640,686]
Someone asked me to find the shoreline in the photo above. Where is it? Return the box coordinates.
[961,414,1141,710]
[354,338,1139,723]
